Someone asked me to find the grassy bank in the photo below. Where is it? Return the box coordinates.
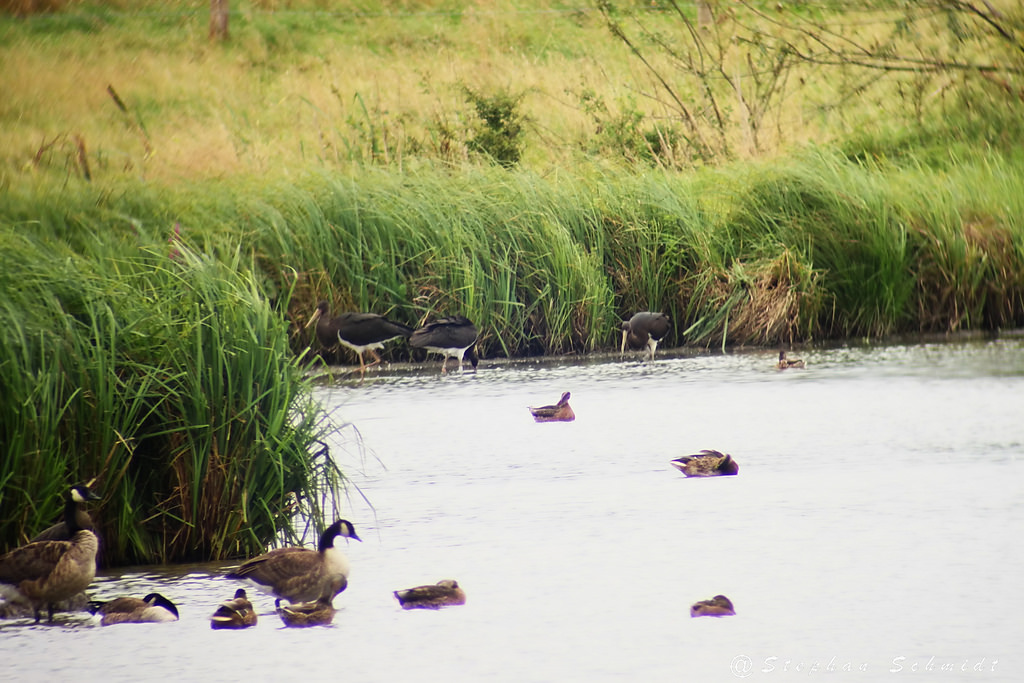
[3,1,1023,566]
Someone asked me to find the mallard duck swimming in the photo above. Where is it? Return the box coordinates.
[89,592,179,625]
[777,350,805,370]
[0,484,101,623]
[409,316,480,373]
[529,391,575,423]
[690,595,735,618]
[670,450,739,477]
[226,519,361,606]
[277,596,336,627]
[210,588,257,630]
[394,579,466,610]
[621,312,670,361]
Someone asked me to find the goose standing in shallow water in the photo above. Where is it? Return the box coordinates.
[671,450,739,477]
[690,595,736,618]
[777,350,805,370]
[89,593,179,625]
[394,579,466,610]
[529,391,575,423]
[277,596,336,627]
[621,312,670,361]
[306,301,413,376]
[0,484,101,622]
[225,519,361,606]
[210,588,257,630]
[409,316,480,373]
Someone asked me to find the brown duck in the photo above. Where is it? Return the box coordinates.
[670,450,739,477]
[394,579,466,610]
[690,595,736,618]
[529,391,575,423]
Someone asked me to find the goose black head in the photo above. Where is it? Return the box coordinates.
[319,519,362,551]
[69,484,102,504]
[144,593,179,619]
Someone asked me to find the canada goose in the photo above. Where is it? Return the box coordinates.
[225,519,361,606]
[210,588,257,630]
[620,312,670,361]
[0,484,101,622]
[409,316,480,373]
[88,592,179,625]
[670,450,739,477]
[394,579,466,610]
[30,482,98,543]
[529,391,575,423]
[306,301,413,376]
[690,595,736,618]
[777,350,805,370]
[276,596,336,627]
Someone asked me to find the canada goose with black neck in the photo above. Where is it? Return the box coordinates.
[225,519,361,606]
[0,484,101,622]
[89,592,179,625]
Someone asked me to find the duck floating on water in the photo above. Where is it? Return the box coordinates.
[277,596,336,627]
[529,391,575,423]
[0,484,101,623]
[670,450,739,477]
[210,588,257,630]
[777,350,805,370]
[690,595,736,618]
[394,579,466,610]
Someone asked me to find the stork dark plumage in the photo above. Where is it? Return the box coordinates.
[394,579,466,610]
[305,301,413,376]
[276,596,336,627]
[225,519,361,606]
[670,450,739,477]
[620,312,670,361]
[0,484,101,623]
[210,588,258,630]
[529,391,575,423]
[89,592,179,625]
[690,595,736,618]
[409,316,480,374]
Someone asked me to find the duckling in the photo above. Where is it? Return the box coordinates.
[777,350,805,370]
[670,450,739,477]
[226,519,361,606]
[409,316,480,373]
[277,596,336,627]
[690,595,736,618]
[621,312,670,361]
[88,592,179,625]
[394,579,466,610]
[0,484,101,622]
[210,588,257,630]
[529,391,575,423]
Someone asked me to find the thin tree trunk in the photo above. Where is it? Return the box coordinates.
[210,0,229,41]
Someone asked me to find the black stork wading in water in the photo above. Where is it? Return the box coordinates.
[306,301,413,377]
[620,311,670,361]
[409,316,480,374]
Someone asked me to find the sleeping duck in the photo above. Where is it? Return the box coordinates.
[670,450,739,477]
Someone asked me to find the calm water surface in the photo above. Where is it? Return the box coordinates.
[3,339,1022,682]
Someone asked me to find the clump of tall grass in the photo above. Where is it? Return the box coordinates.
[0,211,346,565]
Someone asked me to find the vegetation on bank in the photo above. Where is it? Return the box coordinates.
[2,1,1023,566]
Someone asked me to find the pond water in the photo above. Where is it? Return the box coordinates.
[2,338,1022,682]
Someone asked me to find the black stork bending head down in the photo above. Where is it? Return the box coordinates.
[306,301,413,376]
[409,316,480,374]
[620,311,670,361]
